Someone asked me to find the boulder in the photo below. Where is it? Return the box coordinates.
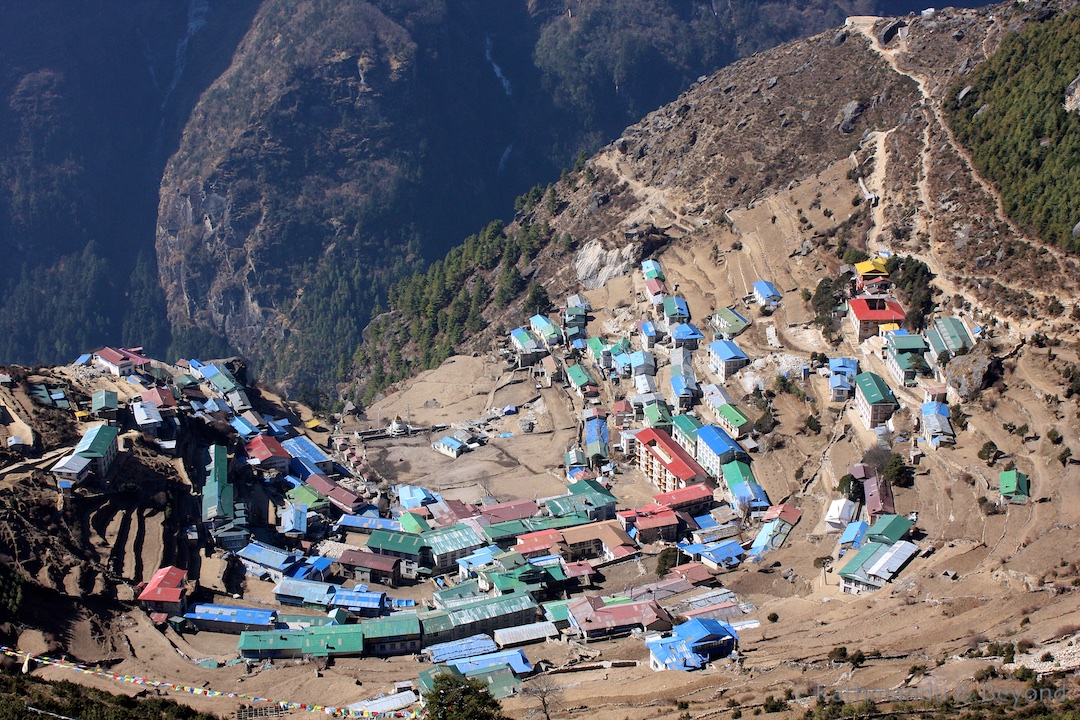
[945,342,1001,401]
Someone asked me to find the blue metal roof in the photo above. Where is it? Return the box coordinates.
[289,556,334,580]
[229,416,260,440]
[696,425,745,461]
[839,520,868,547]
[281,504,307,535]
[670,376,695,397]
[237,541,302,572]
[829,374,851,390]
[692,513,718,529]
[282,436,330,466]
[398,485,439,509]
[670,323,704,341]
[73,353,93,366]
[753,280,781,300]
[273,577,337,606]
[729,480,770,509]
[639,321,657,337]
[458,546,503,575]
[336,515,402,532]
[828,357,859,376]
[331,589,387,611]
[437,436,466,452]
[290,457,323,479]
[646,618,738,671]
[445,649,533,675]
[708,340,747,362]
[184,603,276,627]
[585,417,609,446]
[425,634,499,663]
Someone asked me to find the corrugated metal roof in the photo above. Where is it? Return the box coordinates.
[361,613,421,639]
[446,649,533,675]
[184,603,275,627]
[282,436,331,466]
[423,633,499,662]
[493,621,558,647]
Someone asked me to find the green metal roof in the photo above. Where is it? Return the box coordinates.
[934,317,973,353]
[75,424,119,459]
[237,631,305,653]
[586,337,606,357]
[366,530,425,556]
[486,512,591,540]
[714,307,750,336]
[888,334,928,352]
[644,403,672,427]
[418,609,454,635]
[672,414,703,441]
[286,484,328,509]
[360,613,420,639]
[566,364,594,388]
[433,579,485,605]
[447,594,537,625]
[866,514,913,544]
[399,512,431,534]
[925,327,948,356]
[999,470,1029,497]
[542,599,571,623]
[301,625,366,655]
[838,541,888,581]
[91,390,117,413]
[202,444,234,523]
[854,372,895,406]
[717,404,749,428]
[721,460,755,486]
[424,524,485,557]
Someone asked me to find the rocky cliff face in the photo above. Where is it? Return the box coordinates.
[154,0,922,396]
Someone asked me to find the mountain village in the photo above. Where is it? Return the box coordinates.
[0,226,1042,719]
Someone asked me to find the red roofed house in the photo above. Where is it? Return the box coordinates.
[138,566,188,615]
[141,386,177,415]
[305,474,364,515]
[665,561,715,586]
[653,483,715,516]
[246,434,291,472]
[645,278,668,304]
[762,503,803,527]
[848,297,906,342]
[566,596,673,641]
[636,428,709,494]
[618,504,679,544]
[94,347,135,376]
[515,529,567,559]
[338,549,402,587]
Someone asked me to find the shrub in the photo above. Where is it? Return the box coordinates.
[828,646,848,663]
[1015,667,1035,682]
[762,696,788,713]
[767,612,779,623]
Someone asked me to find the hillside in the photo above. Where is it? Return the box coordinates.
[947,6,1080,250]
[352,0,1080,404]
[153,0,946,398]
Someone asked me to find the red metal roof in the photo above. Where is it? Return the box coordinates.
[246,434,289,462]
[645,278,667,296]
[515,529,564,555]
[666,561,714,586]
[141,386,177,409]
[95,347,129,366]
[848,297,905,323]
[568,596,672,632]
[480,499,540,524]
[338,549,401,572]
[138,566,186,604]
[636,428,707,482]
[653,483,714,508]
[762,503,802,526]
